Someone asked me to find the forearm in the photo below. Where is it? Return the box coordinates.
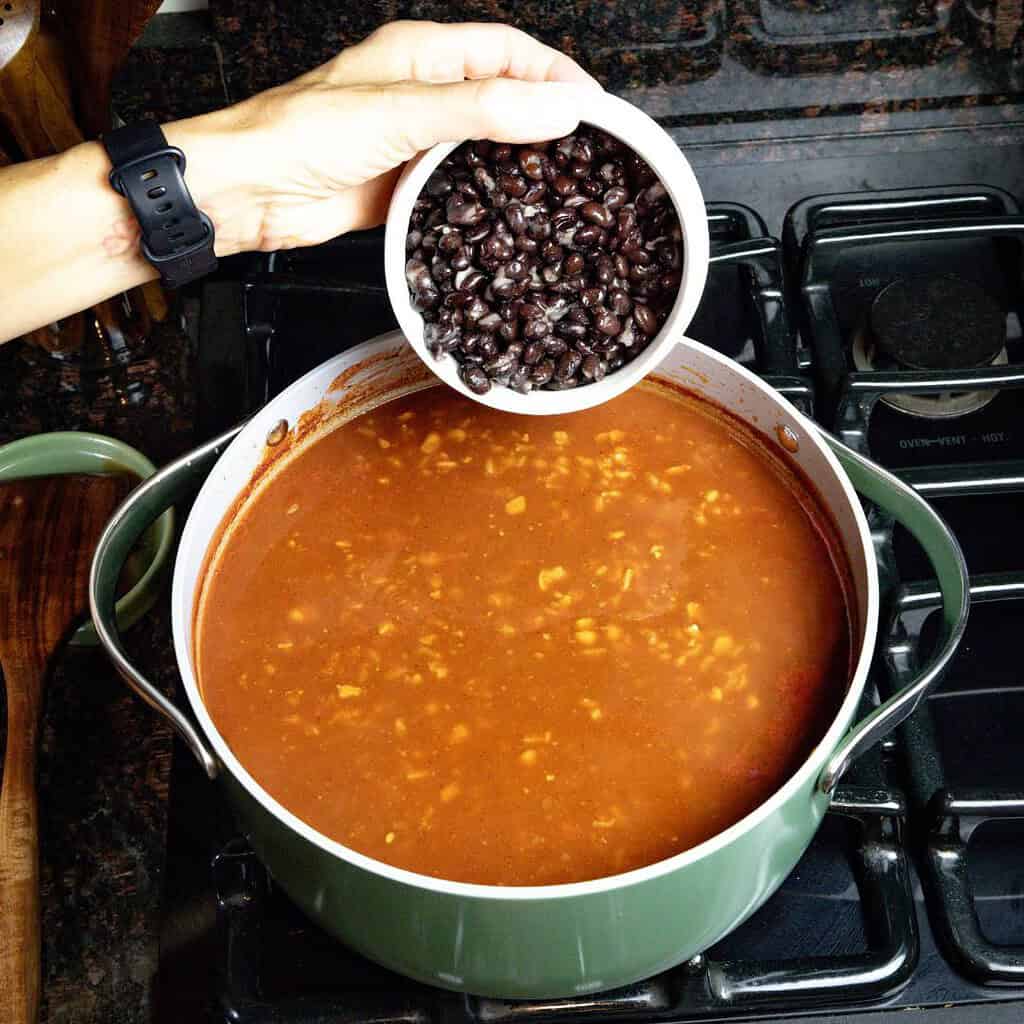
[0,109,265,344]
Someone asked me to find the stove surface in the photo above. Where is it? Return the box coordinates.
[170,176,1024,1021]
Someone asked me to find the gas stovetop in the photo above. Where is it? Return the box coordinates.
[167,181,1024,1023]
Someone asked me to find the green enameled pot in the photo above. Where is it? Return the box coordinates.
[89,332,969,998]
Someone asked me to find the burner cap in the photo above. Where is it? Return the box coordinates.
[870,275,1005,371]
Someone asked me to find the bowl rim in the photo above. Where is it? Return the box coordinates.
[172,330,880,903]
[383,90,711,416]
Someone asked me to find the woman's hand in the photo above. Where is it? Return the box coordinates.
[168,21,599,255]
[0,20,597,343]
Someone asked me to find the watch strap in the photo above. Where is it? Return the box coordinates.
[103,121,217,289]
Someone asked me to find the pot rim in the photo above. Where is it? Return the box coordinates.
[172,332,880,901]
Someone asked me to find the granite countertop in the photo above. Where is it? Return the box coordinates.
[1,2,1022,1021]
[0,315,197,1023]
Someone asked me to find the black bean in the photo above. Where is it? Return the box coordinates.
[541,241,563,264]
[556,320,587,341]
[593,307,622,336]
[564,252,585,276]
[437,227,462,253]
[656,240,681,269]
[515,234,539,253]
[555,350,582,381]
[581,286,606,309]
[425,168,453,198]
[580,178,604,198]
[630,261,660,282]
[634,303,658,336]
[461,364,492,394]
[478,312,503,333]
[581,354,606,381]
[478,335,499,359]
[552,174,577,197]
[519,148,545,180]
[484,351,517,375]
[658,271,682,294]
[551,208,577,232]
[569,160,590,179]
[499,173,528,198]
[464,296,490,323]
[473,166,499,199]
[505,202,526,235]
[522,182,547,205]
[523,318,550,342]
[604,185,629,211]
[425,321,460,355]
[580,202,614,228]
[620,227,643,254]
[523,341,545,365]
[505,258,530,281]
[456,270,486,293]
[609,288,632,316]
[405,258,430,290]
[481,233,514,261]
[571,138,593,163]
[526,213,552,240]
[461,223,488,247]
[574,223,604,246]
[640,181,668,208]
[498,319,519,343]
[530,359,555,385]
[492,143,513,164]
[446,194,485,226]
[509,364,533,393]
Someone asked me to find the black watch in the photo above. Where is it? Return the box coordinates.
[103,121,218,289]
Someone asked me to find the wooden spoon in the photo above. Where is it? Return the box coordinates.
[0,474,131,1024]
[54,0,164,141]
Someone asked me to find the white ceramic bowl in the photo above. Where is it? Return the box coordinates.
[384,90,710,415]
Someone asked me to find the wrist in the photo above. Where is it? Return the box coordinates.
[162,110,268,258]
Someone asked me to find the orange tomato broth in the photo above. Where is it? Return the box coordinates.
[196,382,852,886]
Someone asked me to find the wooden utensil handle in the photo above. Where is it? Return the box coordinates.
[0,659,43,1024]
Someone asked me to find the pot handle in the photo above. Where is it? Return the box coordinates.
[89,425,245,781]
[816,436,970,795]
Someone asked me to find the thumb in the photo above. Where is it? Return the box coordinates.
[374,78,593,155]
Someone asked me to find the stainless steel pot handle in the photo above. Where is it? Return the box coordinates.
[89,425,244,781]
[817,436,970,795]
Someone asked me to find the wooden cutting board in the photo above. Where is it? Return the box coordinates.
[0,474,130,1024]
